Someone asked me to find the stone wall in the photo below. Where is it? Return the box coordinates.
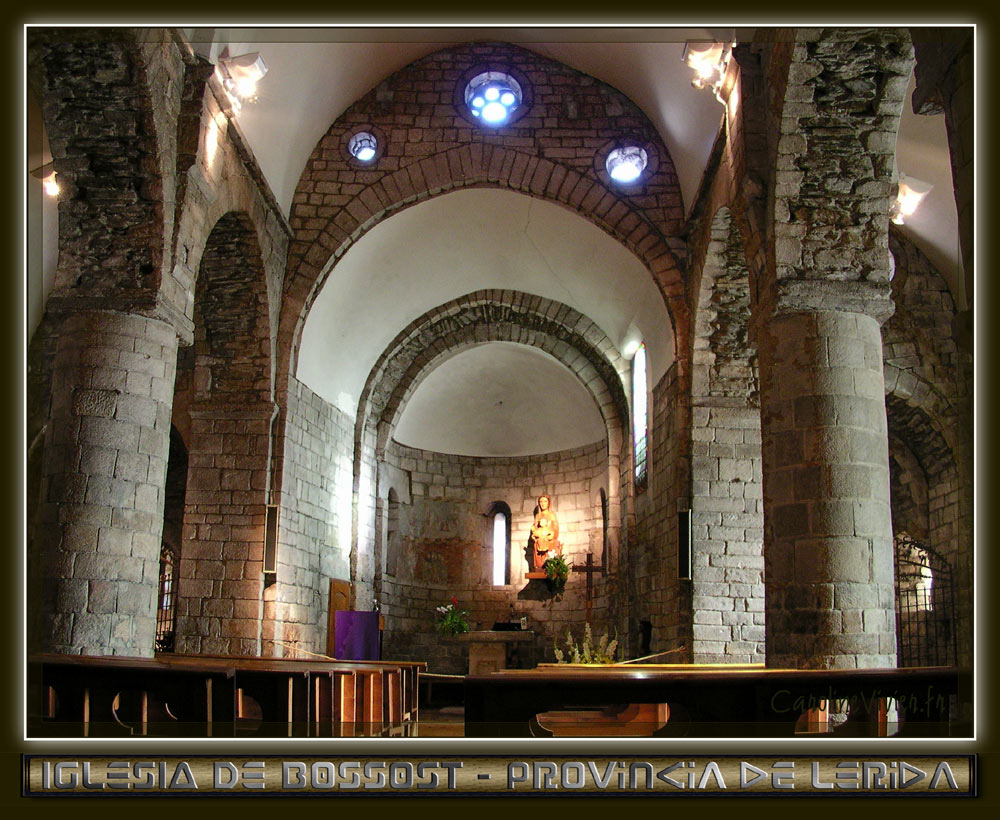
[378,439,611,675]
[264,376,355,656]
[631,363,691,661]
[277,40,689,408]
[884,230,972,666]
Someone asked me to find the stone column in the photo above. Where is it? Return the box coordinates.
[32,310,178,656]
[173,400,274,656]
[759,292,896,669]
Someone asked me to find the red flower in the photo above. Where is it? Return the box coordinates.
[451,595,458,606]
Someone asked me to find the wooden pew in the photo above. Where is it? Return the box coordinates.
[28,653,425,738]
[464,664,971,738]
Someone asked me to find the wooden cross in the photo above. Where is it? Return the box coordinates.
[571,553,605,622]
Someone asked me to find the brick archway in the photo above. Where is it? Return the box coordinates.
[349,290,632,606]
[279,41,689,402]
[359,291,629,459]
[173,210,274,657]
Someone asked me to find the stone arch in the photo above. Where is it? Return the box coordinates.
[279,41,689,403]
[358,292,629,462]
[688,207,764,663]
[172,210,275,657]
[349,290,631,606]
[884,393,959,541]
[883,390,966,661]
[191,211,273,405]
[883,230,963,453]
[26,28,170,299]
[168,63,291,346]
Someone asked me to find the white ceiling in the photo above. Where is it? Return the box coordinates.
[296,187,672,420]
[393,342,608,456]
[152,28,966,456]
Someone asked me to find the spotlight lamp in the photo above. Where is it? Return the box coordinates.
[217,51,268,112]
[890,173,933,225]
[30,161,59,197]
[682,41,735,103]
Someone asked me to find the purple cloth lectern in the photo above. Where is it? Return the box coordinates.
[334,610,381,660]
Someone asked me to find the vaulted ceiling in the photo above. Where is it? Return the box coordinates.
[40,25,959,457]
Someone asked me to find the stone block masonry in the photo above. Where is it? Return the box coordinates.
[263,377,355,656]
[379,439,609,675]
[760,309,896,669]
[33,310,179,656]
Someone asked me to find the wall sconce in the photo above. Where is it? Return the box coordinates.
[891,173,933,225]
[217,50,268,113]
[682,41,734,104]
[30,161,59,197]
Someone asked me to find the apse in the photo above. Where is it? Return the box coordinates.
[392,342,607,457]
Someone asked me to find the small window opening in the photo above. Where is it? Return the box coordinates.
[155,545,177,653]
[632,342,648,488]
[487,501,512,585]
[349,131,377,162]
[606,145,648,184]
[465,71,522,126]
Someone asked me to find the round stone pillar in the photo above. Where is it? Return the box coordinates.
[759,308,896,669]
[32,310,179,656]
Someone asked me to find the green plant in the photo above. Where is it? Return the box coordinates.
[434,596,470,636]
[553,622,622,664]
[542,554,569,594]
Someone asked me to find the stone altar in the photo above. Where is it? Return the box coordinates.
[454,630,534,675]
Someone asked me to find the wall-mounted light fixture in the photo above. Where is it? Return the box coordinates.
[30,161,59,197]
[890,173,933,225]
[682,41,735,104]
[217,50,268,113]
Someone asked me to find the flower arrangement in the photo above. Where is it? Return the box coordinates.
[553,622,622,664]
[434,595,470,637]
[542,554,569,594]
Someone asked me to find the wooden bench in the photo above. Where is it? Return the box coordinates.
[28,653,425,738]
[464,664,971,738]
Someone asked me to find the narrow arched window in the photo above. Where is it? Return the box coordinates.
[487,501,512,586]
[599,488,609,565]
[632,342,648,488]
[386,488,400,577]
[155,545,177,653]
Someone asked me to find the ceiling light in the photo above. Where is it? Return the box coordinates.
[217,51,268,112]
[605,146,648,184]
[891,173,933,225]
[682,41,734,104]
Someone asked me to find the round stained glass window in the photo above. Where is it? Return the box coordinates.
[605,145,648,184]
[465,72,522,126]
[349,131,378,162]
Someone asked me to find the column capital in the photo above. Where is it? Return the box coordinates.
[756,278,895,326]
[45,291,195,346]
